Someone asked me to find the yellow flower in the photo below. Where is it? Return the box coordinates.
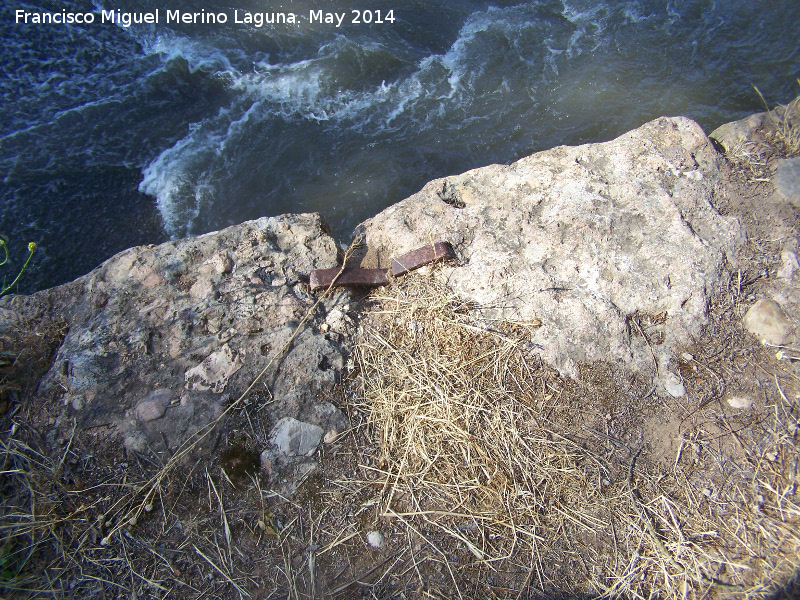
[28,242,37,252]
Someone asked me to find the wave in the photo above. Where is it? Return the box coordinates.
[139,1,628,237]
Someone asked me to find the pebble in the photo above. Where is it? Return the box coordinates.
[134,389,172,422]
[663,372,686,398]
[743,298,794,346]
[774,156,800,208]
[366,530,386,549]
[726,395,754,410]
[778,250,799,281]
[123,430,148,454]
[70,395,85,411]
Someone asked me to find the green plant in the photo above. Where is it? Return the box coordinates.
[0,237,36,296]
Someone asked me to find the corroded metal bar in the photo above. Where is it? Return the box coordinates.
[390,241,456,276]
[310,241,456,291]
[309,267,389,291]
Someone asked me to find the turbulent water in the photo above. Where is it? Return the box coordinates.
[2,0,799,292]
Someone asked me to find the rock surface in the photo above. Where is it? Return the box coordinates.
[1,213,353,477]
[358,117,743,389]
[709,112,768,154]
[269,417,324,457]
[774,157,800,207]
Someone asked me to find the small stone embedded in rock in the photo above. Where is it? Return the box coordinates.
[367,530,386,549]
[269,417,324,457]
[124,430,148,454]
[184,343,243,393]
[663,372,686,398]
[325,307,353,334]
[727,396,754,410]
[134,389,173,422]
[199,252,233,276]
[743,299,794,346]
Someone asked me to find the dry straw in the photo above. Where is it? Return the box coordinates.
[351,272,799,598]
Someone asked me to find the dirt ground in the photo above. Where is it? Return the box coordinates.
[1,106,799,600]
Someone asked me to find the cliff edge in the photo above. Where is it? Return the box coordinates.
[1,107,799,599]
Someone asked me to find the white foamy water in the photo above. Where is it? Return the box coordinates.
[140,2,632,238]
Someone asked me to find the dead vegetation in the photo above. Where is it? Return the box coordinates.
[726,85,800,183]
[333,273,800,599]
[758,83,800,159]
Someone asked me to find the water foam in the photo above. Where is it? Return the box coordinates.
[138,1,683,237]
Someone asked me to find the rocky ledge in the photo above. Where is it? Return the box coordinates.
[2,113,798,489]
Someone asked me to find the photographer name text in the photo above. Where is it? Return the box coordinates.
[14,8,396,28]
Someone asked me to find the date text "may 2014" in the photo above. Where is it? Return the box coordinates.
[309,10,395,27]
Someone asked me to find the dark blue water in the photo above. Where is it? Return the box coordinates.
[2,0,799,293]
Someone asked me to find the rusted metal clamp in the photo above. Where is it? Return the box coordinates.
[309,241,455,291]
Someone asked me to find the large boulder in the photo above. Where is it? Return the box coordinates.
[3,213,351,459]
[358,117,744,390]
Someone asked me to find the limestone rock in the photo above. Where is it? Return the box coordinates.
[269,417,324,457]
[14,213,351,455]
[709,113,767,153]
[774,157,800,208]
[743,299,794,345]
[359,117,743,382]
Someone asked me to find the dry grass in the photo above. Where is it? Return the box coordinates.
[725,84,800,184]
[725,140,772,183]
[347,272,800,599]
[0,418,289,599]
[760,81,800,158]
